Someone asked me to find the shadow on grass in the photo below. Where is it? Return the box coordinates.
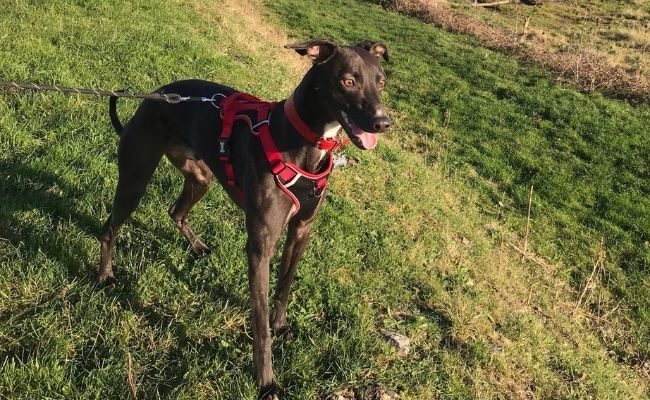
[0,157,101,280]
[0,158,255,396]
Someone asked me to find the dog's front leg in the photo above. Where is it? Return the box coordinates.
[246,211,285,399]
[272,218,314,337]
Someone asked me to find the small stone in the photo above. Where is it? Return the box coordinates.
[381,331,410,356]
[333,155,349,169]
[459,235,471,247]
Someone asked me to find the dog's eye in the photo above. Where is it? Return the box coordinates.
[378,79,385,89]
[342,78,356,88]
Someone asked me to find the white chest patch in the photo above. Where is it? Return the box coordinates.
[323,122,342,139]
[318,122,342,162]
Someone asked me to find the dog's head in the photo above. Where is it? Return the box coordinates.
[286,38,392,150]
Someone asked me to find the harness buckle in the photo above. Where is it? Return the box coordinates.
[311,186,325,198]
[316,135,348,151]
[310,177,327,197]
[218,139,230,160]
[316,138,336,151]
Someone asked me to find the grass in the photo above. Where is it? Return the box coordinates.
[267,0,650,353]
[1,0,649,399]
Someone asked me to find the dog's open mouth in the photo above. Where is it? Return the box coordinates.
[338,112,378,150]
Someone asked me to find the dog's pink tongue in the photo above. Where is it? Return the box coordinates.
[356,131,378,150]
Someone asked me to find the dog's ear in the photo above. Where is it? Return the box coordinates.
[285,38,338,64]
[356,40,390,62]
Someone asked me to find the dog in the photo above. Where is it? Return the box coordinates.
[98,38,391,399]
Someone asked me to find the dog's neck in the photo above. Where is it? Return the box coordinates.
[275,68,340,170]
[291,68,340,137]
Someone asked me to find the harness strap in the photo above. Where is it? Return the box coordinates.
[256,106,332,216]
[218,92,267,202]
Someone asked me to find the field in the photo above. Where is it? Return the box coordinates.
[1,0,648,399]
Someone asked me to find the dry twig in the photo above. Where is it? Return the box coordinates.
[127,352,137,399]
[522,185,534,257]
[472,0,511,7]
[574,238,606,314]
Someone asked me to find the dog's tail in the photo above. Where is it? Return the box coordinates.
[109,93,124,135]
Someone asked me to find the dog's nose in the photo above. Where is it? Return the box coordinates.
[373,115,392,133]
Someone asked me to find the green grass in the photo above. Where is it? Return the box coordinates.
[267,0,649,353]
[1,0,648,399]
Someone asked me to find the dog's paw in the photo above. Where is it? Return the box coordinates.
[259,383,281,400]
[95,273,117,288]
[272,324,296,340]
[191,241,212,257]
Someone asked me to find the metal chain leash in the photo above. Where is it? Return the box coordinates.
[0,80,220,104]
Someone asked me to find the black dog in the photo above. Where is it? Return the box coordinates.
[98,38,391,398]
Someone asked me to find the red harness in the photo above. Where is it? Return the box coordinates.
[217,92,349,218]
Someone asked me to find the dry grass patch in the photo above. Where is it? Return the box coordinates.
[377,0,650,103]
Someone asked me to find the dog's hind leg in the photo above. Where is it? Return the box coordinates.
[98,127,165,286]
[166,143,214,256]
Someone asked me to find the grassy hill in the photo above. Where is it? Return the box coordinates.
[1,0,648,398]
